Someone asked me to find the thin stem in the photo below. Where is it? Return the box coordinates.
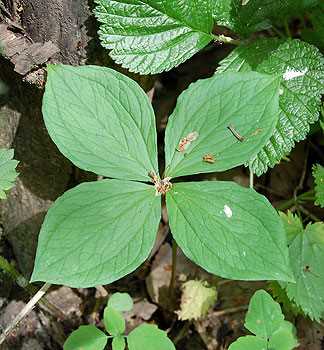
[0,256,64,319]
[0,283,51,345]
[276,190,315,211]
[298,205,321,222]
[169,239,178,296]
[271,26,285,38]
[0,256,28,289]
[284,20,291,37]
[249,164,254,189]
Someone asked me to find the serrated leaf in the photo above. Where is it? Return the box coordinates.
[112,336,126,350]
[164,72,280,178]
[42,64,158,182]
[213,1,319,37]
[31,179,161,287]
[127,324,175,350]
[0,148,19,199]
[280,222,324,321]
[279,211,303,244]
[218,38,324,175]
[166,181,293,281]
[63,325,108,350]
[177,280,217,321]
[313,164,324,208]
[94,0,215,74]
[269,281,301,317]
[229,336,267,350]
[104,307,125,336]
[108,292,133,312]
[245,290,284,338]
[229,290,298,350]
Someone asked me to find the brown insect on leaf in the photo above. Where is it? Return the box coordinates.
[202,154,215,164]
[177,131,199,152]
[227,124,245,142]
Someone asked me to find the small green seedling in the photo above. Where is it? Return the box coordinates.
[64,292,175,350]
[31,64,295,287]
[0,148,19,199]
[229,289,298,350]
[279,212,324,321]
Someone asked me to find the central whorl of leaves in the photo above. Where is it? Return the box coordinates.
[31,64,294,288]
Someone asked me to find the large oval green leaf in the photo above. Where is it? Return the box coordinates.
[43,64,158,182]
[164,72,280,178]
[31,179,161,287]
[94,0,215,74]
[166,181,293,281]
[217,39,324,175]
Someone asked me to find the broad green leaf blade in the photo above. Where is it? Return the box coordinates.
[43,64,158,181]
[31,179,161,287]
[164,72,280,178]
[245,290,284,338]
[0,148,19,199]
[166,181,293,281]
[279,211,303,244]
[127,324,175,350]
[108,292,133,312]
[228,336,267,350]
[281,222,324,321]
[269,321,299,350]
[217,38,324,175]
[104,307,125,336]
[313,164,324,208]
[94,0,214,74]
[112,336,126,350]
[64,325,108,350]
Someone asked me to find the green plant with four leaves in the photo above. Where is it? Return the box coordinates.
[229,289,298,350]
[31,64,294,287]
[64,292,175,350]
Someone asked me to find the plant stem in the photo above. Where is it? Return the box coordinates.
[0,283,51,345]
[284,20,291,37]
[0,255,64,319]
[169,239,178,296]
[249,164,254,189]
[276,190,315,211]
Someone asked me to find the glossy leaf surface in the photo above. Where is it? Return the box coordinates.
[94,0,215,74]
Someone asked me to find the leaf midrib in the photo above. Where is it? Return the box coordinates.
[135,0,213,36]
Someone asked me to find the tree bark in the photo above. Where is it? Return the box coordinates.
[0,0,96,277]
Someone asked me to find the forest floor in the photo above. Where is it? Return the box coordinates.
[0,43,324,350]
